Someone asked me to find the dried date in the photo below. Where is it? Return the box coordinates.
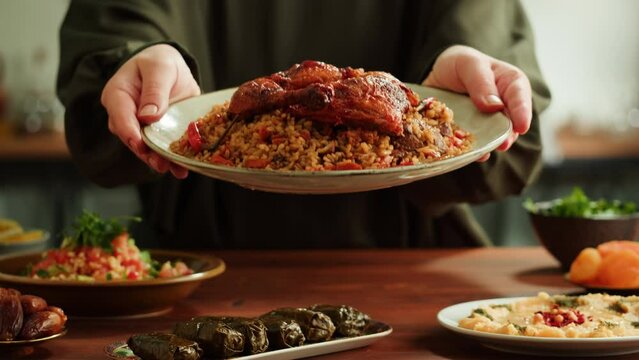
[19,311,64,340]
[0,288,24,341]
[20,295,48,315]
[45,306,68,327]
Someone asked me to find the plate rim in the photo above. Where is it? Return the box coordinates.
[141,84,512,179]
[0,328,67,346]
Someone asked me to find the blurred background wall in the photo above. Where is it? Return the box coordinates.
[0,0,637,246]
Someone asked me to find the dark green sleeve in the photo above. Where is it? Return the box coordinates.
[400,0,551,210]
[57,0,210,187]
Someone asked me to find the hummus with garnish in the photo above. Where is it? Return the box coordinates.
[459,292,639,338]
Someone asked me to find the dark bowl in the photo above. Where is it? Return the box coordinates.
[527,202,639,271]
[0,249,225,318]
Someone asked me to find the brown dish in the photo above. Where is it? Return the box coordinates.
[0,250,225,318]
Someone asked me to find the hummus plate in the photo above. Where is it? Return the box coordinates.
[438,296,639,357]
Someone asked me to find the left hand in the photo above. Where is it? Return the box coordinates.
[423,45,533,161]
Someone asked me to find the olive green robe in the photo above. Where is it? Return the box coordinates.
[57,0,550,249]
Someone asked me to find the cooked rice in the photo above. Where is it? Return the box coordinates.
[170,98,471,170]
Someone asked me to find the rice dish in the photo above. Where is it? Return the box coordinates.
[170,98,471,171]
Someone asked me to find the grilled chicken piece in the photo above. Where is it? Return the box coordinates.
[277,60,348,89]
[228,61,418,136]
[228,78,334,118]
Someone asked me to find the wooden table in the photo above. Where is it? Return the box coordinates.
[7,247,638,359]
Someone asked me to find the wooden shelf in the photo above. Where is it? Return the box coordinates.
[556,126,639,159]
[0,130,70,160]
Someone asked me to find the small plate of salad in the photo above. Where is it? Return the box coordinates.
[0,211,225,318]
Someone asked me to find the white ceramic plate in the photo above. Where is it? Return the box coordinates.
[105,321,392,360]
[143,84,511,194]
[438,297,639,357]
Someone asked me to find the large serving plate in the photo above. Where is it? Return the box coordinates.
[105,320,392,360]
[0,250,225,318]
[438,297,639,357]
[143,84,511,194]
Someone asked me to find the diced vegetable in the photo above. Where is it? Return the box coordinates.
[27,212,193,281]
[187,121,203,153]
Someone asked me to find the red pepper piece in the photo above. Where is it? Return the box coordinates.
[187,121,203,153]
[245,158,270,169]
[258,126,272,142]
[335,161,363,170]
[210,154,233,166]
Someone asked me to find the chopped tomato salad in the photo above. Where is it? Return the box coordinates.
[27,212,193,281]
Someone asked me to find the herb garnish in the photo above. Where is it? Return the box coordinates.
[600,320,618,329]
[608,301,629,314]
[60,211,140,250]
[472,308,494,321]
[553,295,580,308]
[524,187,637,217]
[490,304,512,311]
[512,323,527,334]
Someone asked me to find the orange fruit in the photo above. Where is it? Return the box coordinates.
[596,249,639,288]
[569,247,602,284]
[597,240,639,258]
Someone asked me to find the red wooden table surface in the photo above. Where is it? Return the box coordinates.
[7,247,635,359]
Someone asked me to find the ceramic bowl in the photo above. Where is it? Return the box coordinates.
[0,249,225,318]
[526,201,639,271]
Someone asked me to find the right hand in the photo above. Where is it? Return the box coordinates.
[101,44,201,178]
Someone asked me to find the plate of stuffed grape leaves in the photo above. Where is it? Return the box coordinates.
[105,305,392,359]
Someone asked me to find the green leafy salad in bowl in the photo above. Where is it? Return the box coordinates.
[524,187,637,218]
[25,211,193,281]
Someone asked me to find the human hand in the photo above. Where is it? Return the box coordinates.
[101,44,201,178]
[423,45,533,162]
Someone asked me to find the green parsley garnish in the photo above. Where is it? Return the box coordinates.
[524,187,636,218]
[60,211,140,250]
[472,308,494,321]
[608,301,629,314]
[512,323,527,334]
[600,320,618,329]
[553,295,580,308]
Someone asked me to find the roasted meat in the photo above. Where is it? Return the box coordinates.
[228,61,419,136]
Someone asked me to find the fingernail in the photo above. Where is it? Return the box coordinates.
[139,104,158,117]
[485,95,503,106]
